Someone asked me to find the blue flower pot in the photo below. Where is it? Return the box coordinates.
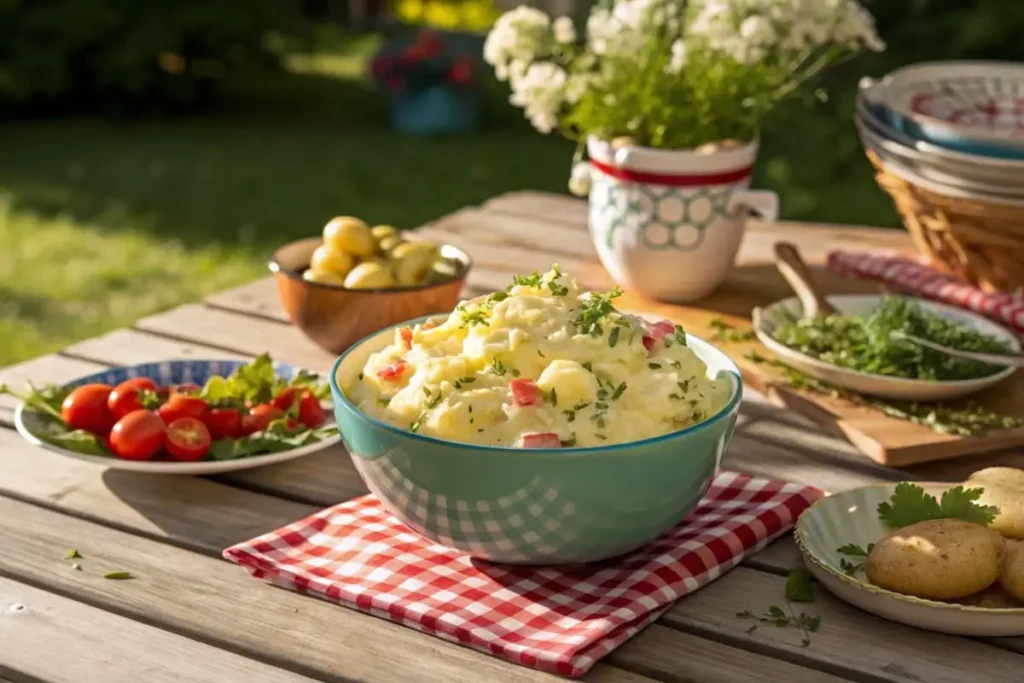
[389,86,479,135]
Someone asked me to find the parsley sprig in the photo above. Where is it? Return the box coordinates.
[877,482,998,529]
[573,287,623,337]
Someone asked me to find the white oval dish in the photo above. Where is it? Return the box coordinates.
[12,359,341,475]
[796,483,1024,636]
[752,294,1019,401]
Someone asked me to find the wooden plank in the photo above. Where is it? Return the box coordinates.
[135,304,338,372]
[430,207,600,260]
[0,354,106,423]
[664,566,1023,683]
[63,328,252,365]
[0,576,317,683]
[0,495,654,683]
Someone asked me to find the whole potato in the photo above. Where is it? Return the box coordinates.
[309,244,354,277]
[378,235,405,254]
[973,483,1024,540]
[344,262,395,289]
[426,257,459,283]
[392,243,437,286]
[371,225,399,243]
[1000,539,1024,602]
[393,240,438,257]
[303,268,346,286]
[323,216,375,257]
[865,519,1004,600]
[968,467,1024,491]
[956,583,1023,609]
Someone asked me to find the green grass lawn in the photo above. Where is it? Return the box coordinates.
[0,33,899,367]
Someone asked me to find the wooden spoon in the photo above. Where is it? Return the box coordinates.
[773,242,837,318]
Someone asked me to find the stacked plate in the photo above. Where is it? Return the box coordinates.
[856,61,1024,205]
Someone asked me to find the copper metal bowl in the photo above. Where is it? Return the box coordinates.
[270,236,471,354]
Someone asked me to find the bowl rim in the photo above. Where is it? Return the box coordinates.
[795,482,1024,614]
[329,314,744,455]
[268,235,474,295]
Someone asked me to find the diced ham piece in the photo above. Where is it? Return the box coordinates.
[509,378,541,406]
[398,327,413,351]
[516,432,562,448]
[376,359,408,381]
[642,319,676,354]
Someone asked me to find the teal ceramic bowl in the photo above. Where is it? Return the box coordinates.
[330,316,742,564]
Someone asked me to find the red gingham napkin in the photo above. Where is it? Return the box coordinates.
[223,470,820,678]
[827,250,1024,334]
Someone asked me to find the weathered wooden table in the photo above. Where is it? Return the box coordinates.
[2,191,1021,683]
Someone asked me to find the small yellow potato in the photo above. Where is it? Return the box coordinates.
[378,235,405,254]
[968,467,1024,491]
[427,258,459,283]
[302,268,346,286]
[343,262,395,289]
[865,519,1004,600]
[1000,539,1024,602]
[392,242,437,286]
[956,583,1023,609]
[393,240,437,256]
[371,225,399,243]
[323,216,374,257]
[309,245,354,276]
[974,483,1024,540]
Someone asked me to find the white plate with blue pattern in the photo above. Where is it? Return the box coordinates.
[13,359,341,475]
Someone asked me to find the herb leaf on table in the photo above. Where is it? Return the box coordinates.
[876,482,998,530]
[785,567,815,603]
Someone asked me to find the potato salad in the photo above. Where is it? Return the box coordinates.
[345,268,731,448]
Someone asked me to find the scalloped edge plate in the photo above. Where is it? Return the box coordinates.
[795,483,1024,636]
[13,359,341,475]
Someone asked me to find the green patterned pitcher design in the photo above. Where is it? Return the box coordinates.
[589,172,738,251]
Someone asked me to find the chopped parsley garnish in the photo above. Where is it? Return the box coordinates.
[357,372,364,381]
[487,291,509,305]
[457,304,490,328]
[549,388,558,406]
[376,397,391,407]
[648,362,661,369]
[611,381,627,400]
[573,287,623,337]
[669,360,681,369]
[452,376,476,389]
[709,318,756,343]
[537,349,545,357]
[510,368,521,377]
[678,379,691,394]
[573,401,591,410]
[548,280,569,296]
[489,358,507,376]
[674,324,687,346]
[563,409,576,422]
[596,433,607,440]
[582,361,593,372]
[608,327,620,348]
[561,432,577,447]
[510,272,543,289]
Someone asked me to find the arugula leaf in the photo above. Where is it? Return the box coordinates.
[229,353,282,404]
[289,369,331,400]
[836,543,871,557]
[37,424,111,456]
[785,568,814,603]
[209,420,339,460]
[876,482,998,529]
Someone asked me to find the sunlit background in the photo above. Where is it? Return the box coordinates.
[2,0,1022,365]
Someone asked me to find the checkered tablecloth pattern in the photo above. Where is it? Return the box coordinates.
[223,470,820,678]
[827,250,1024,334]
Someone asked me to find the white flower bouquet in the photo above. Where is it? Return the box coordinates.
[485,0,884,190]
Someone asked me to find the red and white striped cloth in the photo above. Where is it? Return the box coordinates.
[827,251,1024,334]
[224,470,820,678]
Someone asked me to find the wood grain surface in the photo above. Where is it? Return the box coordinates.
[2,190,1023,683]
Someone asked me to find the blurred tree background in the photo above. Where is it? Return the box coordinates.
[1,0,1023,365]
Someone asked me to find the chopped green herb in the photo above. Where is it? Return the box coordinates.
[103,571,134,580]
[611,381,627,400]
[376,397,391,407]
[608,327,620,348]
[509,368,521,377]
[785,568,815,603]
[489,358,507,376]
[457,304,490,329]
[769,296,1013,381]
[709,318,756,343]
[548,279,569,296]
[648,362,661,369]
[563,410,576,423]
[678,379,690,394]
[537,349,545,357]
[64,549,82,560]
[669,360,681,369]
[468,406,473,413]
[452,376,477,390]
[357,372,364,381]
[573,401,591,410]
[510,272,543,289]
[596,433,607,440]
[549,388,558,406]
[674,324,687,346]
[561,432,577,447]
[487,291,509,305]
[736,606,820,647]
[582,361,593,372]
[573,287,623,337]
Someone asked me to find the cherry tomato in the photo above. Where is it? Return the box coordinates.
[61,384,115,435]
[171,382,202,396]
[107,378,159,420]
[509,378,541,407]
[203,408,244,440]
[158,394,209,425]
[376,359,407,380]
[285,417,302,431]
[110,410,166,460]
[242,403,284,434]
[297,390,326,428]
[165,417,212,462]
[271,387,298,413]
[516,432,561,448]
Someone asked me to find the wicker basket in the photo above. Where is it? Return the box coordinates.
[867,150,1024,294]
